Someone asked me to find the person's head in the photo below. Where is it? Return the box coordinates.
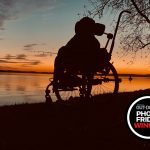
[75,17,105,36]
[75,17,95,35]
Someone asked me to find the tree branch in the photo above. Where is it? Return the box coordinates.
[141,43,150,49]
[137,38,150,49]
[130,0,150,24]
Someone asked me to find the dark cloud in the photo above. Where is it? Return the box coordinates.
[0,53,41,66]
[30,60,41,65]
[21,60,42,67]
[5,54,15,60]
[34,53,47,57]
[0,0,56,29]
[23,42,54,57]
[0,51,43,68]
[0,0,14,27]
[16,54,27,60]
[23,43,49,58]
[24,43,38,51]
[3,54,27,60]
[0,59,19,63]
[0,59,41,66]
[23,43,47,51]
[24,43,38,48]
[34,51,56,57]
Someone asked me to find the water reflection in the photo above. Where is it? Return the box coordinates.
[0,73,149,106]
[5,83,11,92]
[119,76,150,92]
[0,73,52,105]
[16,85,26,92]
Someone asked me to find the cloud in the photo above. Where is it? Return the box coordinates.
[23,42,55,58]
[0,59,19,63]
[30,60,41,65]
[21,60,41,67]
[0,0,56,29]
[34,53,48,57]
[24,44,38,47]
[23,43,45,51]
[0,53,41,66]
[16,54,27,60]
[3,54,27,60]
[0,59,41,66]
[23,43,49,57]
[5,54,15,60]
[24,43,38,50]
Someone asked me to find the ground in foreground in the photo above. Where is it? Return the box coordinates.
[0,89,150,150]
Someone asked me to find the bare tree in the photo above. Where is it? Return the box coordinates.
[86,0,150,56]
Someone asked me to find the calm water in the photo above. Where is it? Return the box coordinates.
[0,72,150,106]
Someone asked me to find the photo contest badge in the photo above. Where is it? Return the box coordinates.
[127,96,150,139]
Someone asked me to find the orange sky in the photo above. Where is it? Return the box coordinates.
[0,0,149,75]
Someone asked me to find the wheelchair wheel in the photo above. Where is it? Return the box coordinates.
[54,75,83,101]
[45,81,55,103]
[53,62,119,101]
[90,62,119,96]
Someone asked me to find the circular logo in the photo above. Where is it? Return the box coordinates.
[127,96,150,139]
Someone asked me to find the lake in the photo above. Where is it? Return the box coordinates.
[0,72,149,106]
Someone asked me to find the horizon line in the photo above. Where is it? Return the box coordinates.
[0,70,150,76]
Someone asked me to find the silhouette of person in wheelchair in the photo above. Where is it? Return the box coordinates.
[54,17,110,90]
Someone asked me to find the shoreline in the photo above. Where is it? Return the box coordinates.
[0,70,150,77]
[0,88,150,108]
[0,89,150,149]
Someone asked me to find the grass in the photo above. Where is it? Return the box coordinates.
[0,89,150,150]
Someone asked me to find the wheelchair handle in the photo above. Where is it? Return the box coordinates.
[109,10,131,56]
[103,10,131,56]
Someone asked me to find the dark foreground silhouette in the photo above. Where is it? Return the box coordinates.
[0,89,150,150]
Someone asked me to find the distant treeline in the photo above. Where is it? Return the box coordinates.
[0,70,150,77]
[0,70,52,74]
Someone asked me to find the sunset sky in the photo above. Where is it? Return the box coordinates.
[0,0,149,74]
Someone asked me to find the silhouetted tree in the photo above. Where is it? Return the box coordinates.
[86,0,150,55]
